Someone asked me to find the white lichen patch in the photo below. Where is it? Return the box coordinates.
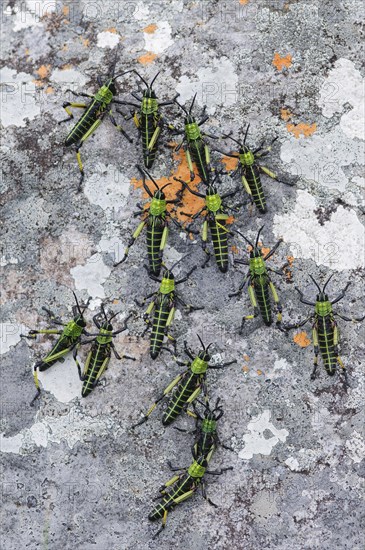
[0,322,22,354]
[318,58,364,140]
[37,356,82,403]
[238,409,289,460]
[50,67,88,88]
[134,2,150,21]
[0,255,18,267]
[143,21,174,54]
[71,254,111,299]
[0,67,41,127]
[176,57,238,115]
[280,127,364,192]
[0,407,119,453]
[97,31,120,49]
[345,431,365,464]
[273,190,365,270]
[84,163,131,211]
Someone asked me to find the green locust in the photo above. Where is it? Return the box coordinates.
[230,226,286,331]
[170,93,218,183]
[74,305,135,397]
[282,274,364,388]
[21,292,91,405]
[132,336,236,427]
[116,71,179,169]
[214,124,294,213]
[139,257,203,360]
[149,449,232,538]
[174,175,239,272]
[59,51,133,191]
[114,165,183,276]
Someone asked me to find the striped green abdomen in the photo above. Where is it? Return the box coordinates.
[317,316,336,374]
[163,372,200,425]
[149,475,195,520]
[65,101,104,146]
[82,343,109,397]
[150,295,172,359]
[190,139,209,182]
[141,112,160,168]
[209,217,228,273]
[146,216,165,276]
[245,165,266,213]
[253,279,272,325]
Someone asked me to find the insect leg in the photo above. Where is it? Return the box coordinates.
[281,316,312,331]
[30,363,41,406]
[268,281,283,326]
[41,307,65,325]
[147,125,162,151]
[198,115,209,126]
[330,282,351,304]
[201,219,211,268]
[177,296,204,313]
[295,287,316,306]
[258,164,295,186]
[185,147,195,181]
[229,272,250,298]
[176,266,198,284]
[254,136,278,157]
[21,329,63,339]
[311,326,319,380]
[132,373,184,429]
[109,111,133,143]
[201,481,217,507]
[335,312,365,322]
[58,102,87,124]
[114,220,146,267]
[183,340,195,360]
[240,285,259,333]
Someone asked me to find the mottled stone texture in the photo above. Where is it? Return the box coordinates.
[1,1,364,549]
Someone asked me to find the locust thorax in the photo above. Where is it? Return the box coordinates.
[64,319,85,338]
[315,299,332,317]
[239,148,255,167]
[205,187,222,212]
[95,81,115,104]
[96,326,113,344]
[142,96,158,115]
[249,252,266,275]
[150,193,167,216]
[201,418,217,434]
[185,119,201,141]
[190,354,209,374]
[160,271,175,294]
[188,458,207,478]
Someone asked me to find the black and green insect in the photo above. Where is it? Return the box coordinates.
[139,258,202,360]
[132,336,236,427]
[74,306,135,397]
[230,226,286,331]
[115,71,179,169]
[174,397,232,459]
[58,51,133,191]
[170,93,217,183]
[149,450,232,538]
[174,175,239,272]
[114,165,183,276]
[281,275,364,388]
[21,292,91,405]
[214,124,294,213]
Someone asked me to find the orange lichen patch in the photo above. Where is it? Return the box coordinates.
[261,246,270,257]
[138,52,158,65]
[257,369,263,376]
[242,366,250,373]
[33,79,44,87]
[243,354,250,362]
[25,48,30,56]
[221,154,238,171]
[80,37,90,47]
[231,245,239,254]
[62,6,69,16]
[106,27,117,33]
[113,299,119,305]
[131,149,205,224]
[46,86,54,94]
[293,331,311,348]
[62,44,68,51]
[280,108,292,121]
[287,122,317,138]
[37,65,51,79]
[272,52,292,71]
[240,0,249,4]
[62,64,74,70]
[287,255,294,267]
[144,23,158,34]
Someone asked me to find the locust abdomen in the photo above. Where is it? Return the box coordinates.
[209,218,229,273]
[146,218,165,276]
[317,316,337,375]
[246,165,266,213]
[254,282,272,325]
[150,296,171,359]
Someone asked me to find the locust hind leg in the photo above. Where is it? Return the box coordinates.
[30,363,41,406]
[240,285,259,334]
[333,324,349,390]
[268,280,283,327]
[201,220,211,268]
[109,111,133,143]
[58,102,87,124]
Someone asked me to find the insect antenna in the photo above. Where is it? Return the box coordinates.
[197,334,206,350]
[160,182,172,191]
[243,123,251,145]
[108,310,121,323]
[235,230,254,249]
[101,304,108,323]
[255,225,265,248]
[150,71,160,88]
[189,92,197,114]
[140,167,160,191]
[72,291,83,316]
[222,133,243,147]
[170,253,191,272]
[132,70,149,88]
[309,275,322,293]
[322,273,334,293]
[206,343,214,352]
[174,99,189,116]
